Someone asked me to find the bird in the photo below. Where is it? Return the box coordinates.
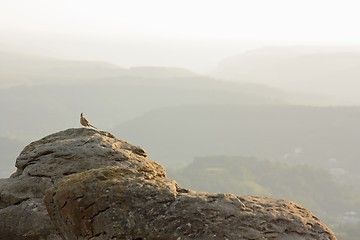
[80,113,97,129]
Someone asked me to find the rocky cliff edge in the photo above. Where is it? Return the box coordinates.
[0,128,336,240]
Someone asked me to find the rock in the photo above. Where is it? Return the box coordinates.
[45,170,337,239]
[0,128,153,240]
[0,128,336,239]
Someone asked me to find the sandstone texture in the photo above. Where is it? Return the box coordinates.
[0,128,153,240]
[45,165,336,240]
[0,128,336,240]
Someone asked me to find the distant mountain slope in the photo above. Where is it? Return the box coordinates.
[168,156,359,226]
[1,52,331,142]
[212,46,360,103]
[126,66,196,79]
[0,51,337,103]
[112,105,360,176]
[0,81,287,141]
[0,51,123,87]
[0,51,197,88]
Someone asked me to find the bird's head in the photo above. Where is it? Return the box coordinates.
[80,113,83,117]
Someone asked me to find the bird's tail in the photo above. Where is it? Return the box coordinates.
[89,124,97,129]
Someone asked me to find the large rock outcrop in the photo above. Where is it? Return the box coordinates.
[0,128,154,240]
[45,166,336,240]
[0,128,337,239]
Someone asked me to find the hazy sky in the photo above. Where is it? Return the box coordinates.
[1,0,359,42]
[1,0,360,71]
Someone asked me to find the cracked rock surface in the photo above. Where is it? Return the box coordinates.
[44,130,335,240]
[0,128,336,240]
[0,128,153,240]
[45,166,337,240]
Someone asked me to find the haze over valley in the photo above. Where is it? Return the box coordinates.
[2,1,360,238]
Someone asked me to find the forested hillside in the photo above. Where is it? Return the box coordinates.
[168,156,360,239]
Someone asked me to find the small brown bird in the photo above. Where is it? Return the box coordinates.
[80,113,97,129]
